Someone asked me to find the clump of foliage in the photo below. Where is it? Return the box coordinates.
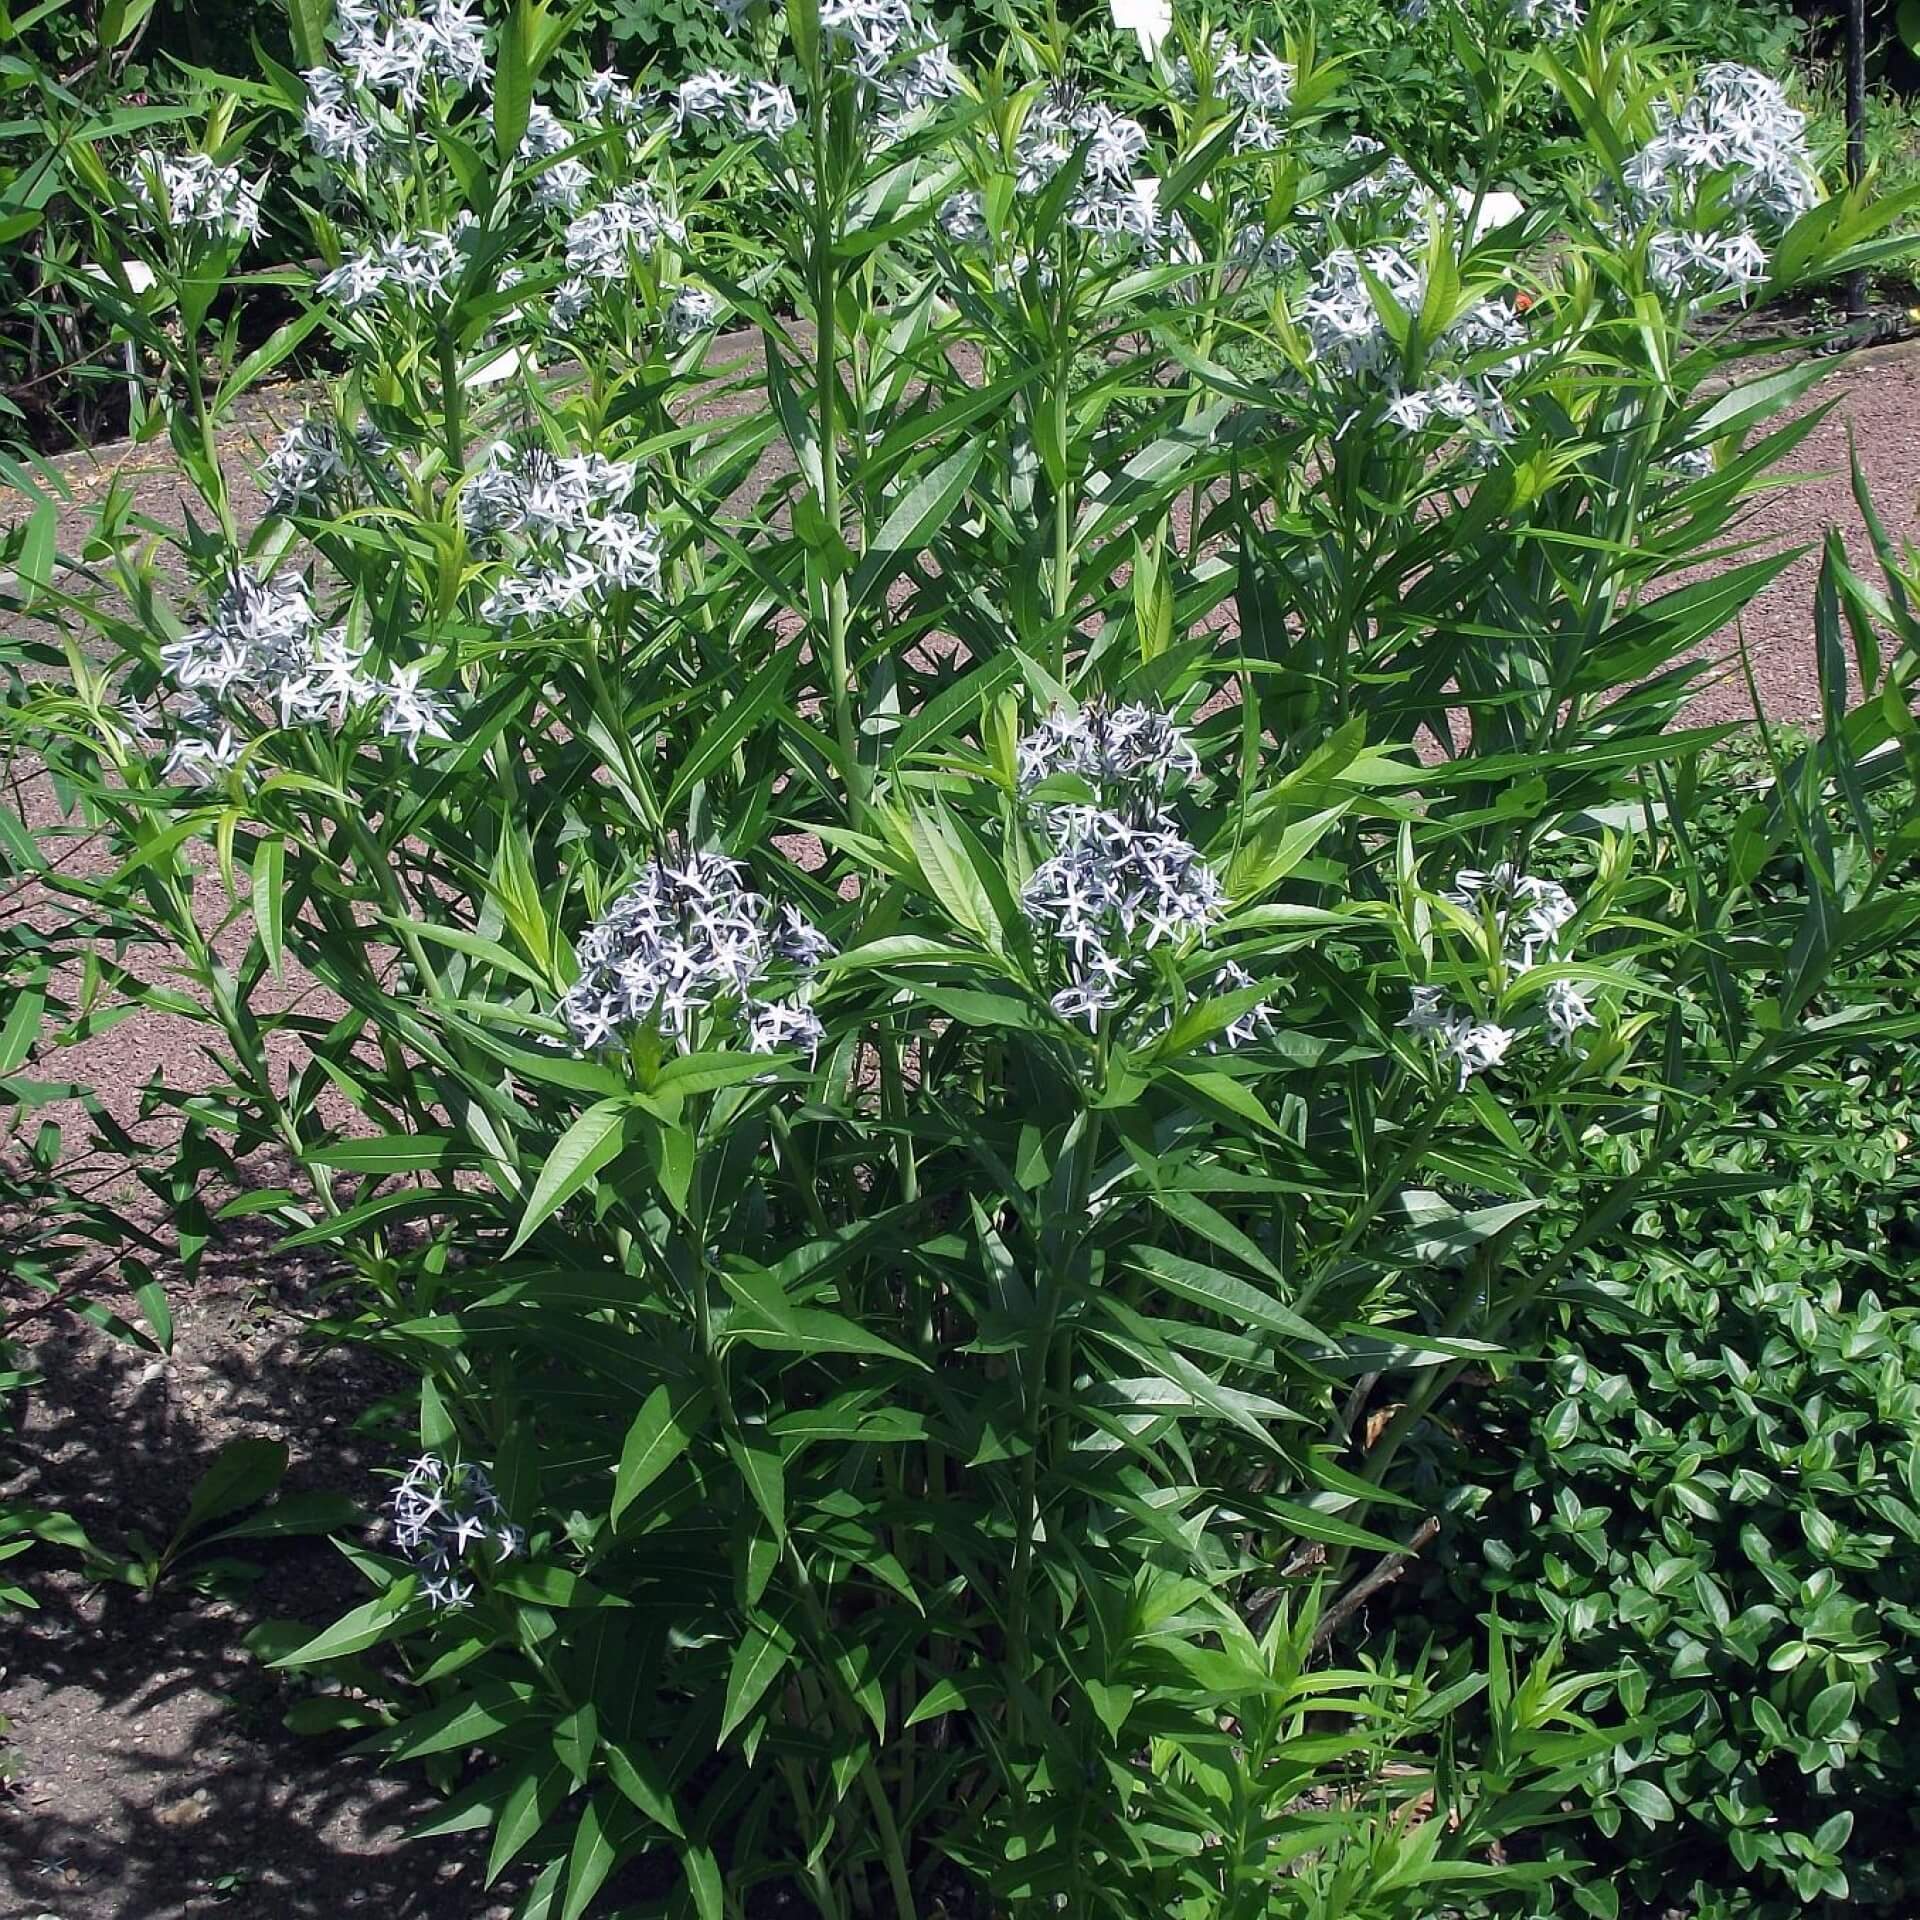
[1422,1054,1920,1915]
[1408,526,1920,1916]
[2,0,1918,1912]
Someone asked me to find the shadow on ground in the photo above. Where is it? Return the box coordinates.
[1,1225,526,1920]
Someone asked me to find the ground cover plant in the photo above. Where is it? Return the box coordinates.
[3,0,1920,1912]
[1411,681,1920,1916]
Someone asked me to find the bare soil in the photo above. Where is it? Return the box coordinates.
[3,332,1919,1919]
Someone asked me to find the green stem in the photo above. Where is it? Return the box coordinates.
[438,322,465,479]
[1050,380,1075,684]
[687,1222,918,1920]
[1005,1102,1100,1732]
[182,346,236,550]
[807,74,861,817]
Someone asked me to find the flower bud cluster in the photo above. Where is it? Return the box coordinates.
[390,1455,525,1612]
[557,849,833,1056]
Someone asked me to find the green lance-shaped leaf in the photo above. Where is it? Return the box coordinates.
[719,1601,799,1742]
[1130,1246,1328,1348]
[682,1843,724,1920]
[250,836,285,978]
[605,1742,684,1836]
[508,1099,632,1254]
[282,0,331,70]
[176,1437,289,1543]
[667,637,800,808]
[849,439,985,609]
[560,1793,621,1920]
[611,1384,710,1524]
[274,1585,421,1667]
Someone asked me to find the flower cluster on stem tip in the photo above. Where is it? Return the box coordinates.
[1403,864,1595,1085]
[558,849,834,1056]
[1509,0,1584,38]
[580,66,649,126]
[260,416,391,515]
[331,0,488,106]
[1621,63,1817,300]
[318,228,467,313]
[1443,863,1576,968]
[389,1455,524,1611]
[261,418,350,514]
[127,150,263,242]
[462,444,664,627]
[1174,35,1296,152]
[815,0,957,115]
[1017,703,1270,1041]
[1016,699,1200,806]
[562,184,687,287]
[1005,84,1180,255]
[512,104,594,211]
[154,570,451,776]
[1296,244,1531,443]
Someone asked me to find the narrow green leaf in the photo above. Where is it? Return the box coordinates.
[0,984,43,1075]
[719,1604,798,1742]
[273,1586,418,1667]
[683,1843,723,1920]
[509,1100,630,1254]
[850,440,985,606]
[178,1438,288,1540]
[611,1384,708,1523]
[251,836,285,978]
[560,1794,619,1920]
[488,1758,568,1885]
[302,1133,474,1174]
[726,1430,785,1544]
[605,1742,684,1836]
[1130,1246,1325,1346]
[666,639,799,807]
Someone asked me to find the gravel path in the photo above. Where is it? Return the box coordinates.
[1682,339,1920,726]
[2,337,1917,1920]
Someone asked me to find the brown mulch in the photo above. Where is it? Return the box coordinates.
[3,332,1919,1919]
